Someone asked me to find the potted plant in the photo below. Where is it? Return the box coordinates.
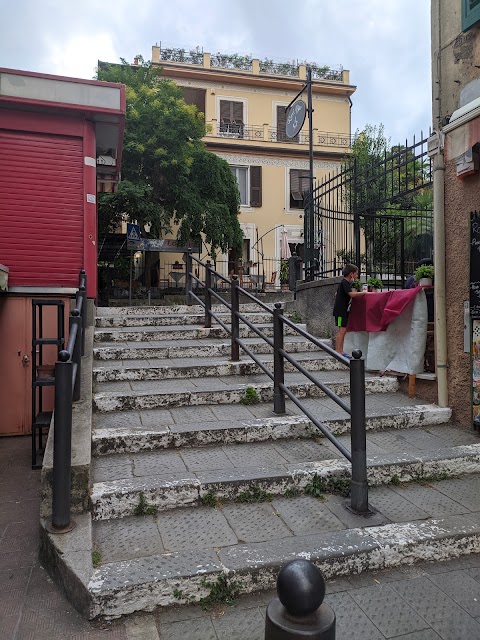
[366,276,383,292]
[414,264,434,287]
[352,279,362,292]
[280,259,289,290]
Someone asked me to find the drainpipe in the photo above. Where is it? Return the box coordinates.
[433,147,448,407]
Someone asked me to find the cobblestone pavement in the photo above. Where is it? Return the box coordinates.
[3,435,480,639]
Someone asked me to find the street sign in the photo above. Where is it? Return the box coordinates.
[126,223,141,242]
[286,100,307,139]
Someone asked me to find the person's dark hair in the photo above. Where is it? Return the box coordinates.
[343,264,358,277]
[417,257,433,267]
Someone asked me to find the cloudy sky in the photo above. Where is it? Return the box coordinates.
[1,0,431,144]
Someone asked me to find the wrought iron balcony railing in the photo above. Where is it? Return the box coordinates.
[206,122,352,148]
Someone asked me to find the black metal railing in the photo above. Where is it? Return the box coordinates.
[50,269,87,532]
[186,252,369,513]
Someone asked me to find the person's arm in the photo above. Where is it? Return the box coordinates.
[348,290,368,297]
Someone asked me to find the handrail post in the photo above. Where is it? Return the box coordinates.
[51,350,73,531]
[71,311,82,402]
[78,284,86,356]
[273,302,286,414]
[231,275,240,361]
[349,349,369,514]
[186,249,193,305]
[205,260,212,328]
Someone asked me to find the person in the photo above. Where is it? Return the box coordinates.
[405,257,433,289]
[333,264,368,356]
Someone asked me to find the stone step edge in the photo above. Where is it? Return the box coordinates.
[92,340,324,361]
[95,313,276,328]
[95,303,271,316]
[92,355,344,382]
[92,405,452,456]
[40,511,480,619]
[90,442,480,521]
[92,377,398,413]
[93,325,306,343]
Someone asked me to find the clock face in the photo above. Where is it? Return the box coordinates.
[286,100,307,139]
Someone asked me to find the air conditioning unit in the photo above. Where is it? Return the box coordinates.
[456,145,480,178]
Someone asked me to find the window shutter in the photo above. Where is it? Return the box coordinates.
[250,166,262,207]
[220,100,243,123]
[277,105,298,142]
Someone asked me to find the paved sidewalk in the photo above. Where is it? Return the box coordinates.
[3,435,480,639]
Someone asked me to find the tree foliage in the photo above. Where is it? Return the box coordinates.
[96,56,242,254]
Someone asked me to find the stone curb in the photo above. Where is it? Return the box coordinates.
[91,405,452,456]
[89,443,480,521]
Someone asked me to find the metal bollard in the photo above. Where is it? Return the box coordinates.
[186,249,193,305]
[265,559,335,639]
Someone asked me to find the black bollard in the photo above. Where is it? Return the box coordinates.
[265,559,335,640]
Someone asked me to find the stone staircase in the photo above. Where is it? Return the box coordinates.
[44,302,480,619]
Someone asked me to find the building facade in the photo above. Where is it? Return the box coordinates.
[430,1,480,423]
[150,45,356,284]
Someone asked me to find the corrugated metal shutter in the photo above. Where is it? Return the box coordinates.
[0,131,84,287]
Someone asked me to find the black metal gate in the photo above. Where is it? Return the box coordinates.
[307,133,433,287]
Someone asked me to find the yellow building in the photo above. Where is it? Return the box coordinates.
[150,45,356,287]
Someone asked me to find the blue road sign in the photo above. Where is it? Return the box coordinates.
[126,223,141,242]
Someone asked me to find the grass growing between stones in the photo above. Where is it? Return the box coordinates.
[305,474,351,499]
[134,492,158,516]
[199,574,240,611]
[235,487,273,503]
[240,386,260,405]
[92,549,102,568]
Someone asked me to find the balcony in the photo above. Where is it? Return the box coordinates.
[206,121,352,149]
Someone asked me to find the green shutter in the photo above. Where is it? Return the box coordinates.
[462,0,480,31]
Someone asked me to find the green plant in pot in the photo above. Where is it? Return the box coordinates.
[414,264,434,286]
[366,276,383,292]
[279,260,289,288]
[352,279,362,292]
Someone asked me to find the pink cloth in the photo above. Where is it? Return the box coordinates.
[347,287,424,333]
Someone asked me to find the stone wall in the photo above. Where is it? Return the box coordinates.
[287,277,342,338]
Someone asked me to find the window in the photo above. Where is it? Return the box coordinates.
[220,100,244,137]
[180,87,206,118]
[289,169,310,209]
[463,0,480,30]
[230,166,262,208]
[277,105,298,143]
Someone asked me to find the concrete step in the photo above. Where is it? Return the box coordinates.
[92,351,343,383]
[95,303,272,317]
[95,312,277,328]
[93,336,329,362]
[90,426,479,521]
[77,509,480,618]
[92,403,453,456]
[92,371,398,413]
[93,323,306,343]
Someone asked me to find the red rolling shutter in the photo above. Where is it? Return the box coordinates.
[0,131,84,287]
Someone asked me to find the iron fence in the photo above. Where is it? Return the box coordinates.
[186,253,369,514]
[307,133,433,287]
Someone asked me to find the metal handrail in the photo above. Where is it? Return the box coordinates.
[50,269,87,532]
[185,251,369,513]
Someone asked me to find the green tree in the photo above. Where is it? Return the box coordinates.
[96,56,242,254]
